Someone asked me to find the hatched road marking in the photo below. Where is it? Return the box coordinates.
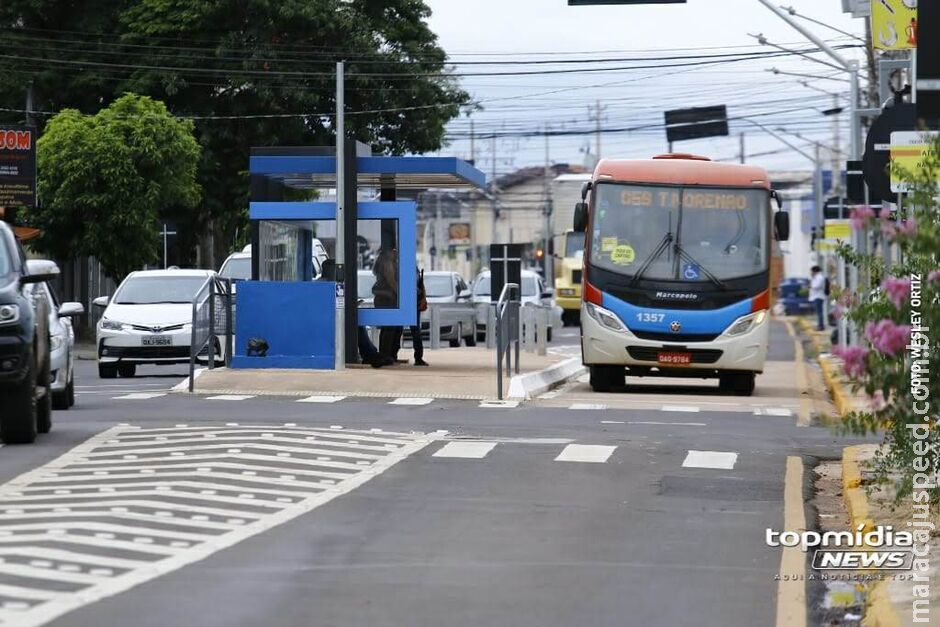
[569,403,607,410]
[0,424,435,627]
[554,444,616,464]
[682,450,738,470]
[661,405,701,413]
[205,395,255,401]
[432,442,497,459]
[112,393,167,401]
[297,396,346,404]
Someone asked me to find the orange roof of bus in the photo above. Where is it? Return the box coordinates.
[593,154,770,189]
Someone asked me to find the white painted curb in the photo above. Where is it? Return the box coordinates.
[507,357,586,399]
[171,367,207,392]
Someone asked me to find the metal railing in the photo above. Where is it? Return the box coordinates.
[495,282,520,400]
[188,276,233,392]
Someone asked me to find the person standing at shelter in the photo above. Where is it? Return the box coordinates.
[809,265,827,331]
[373,247,401,361]
[412,269,428,367]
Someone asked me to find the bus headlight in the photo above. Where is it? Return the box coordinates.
[724,310,767,337]
[585,302,628,333]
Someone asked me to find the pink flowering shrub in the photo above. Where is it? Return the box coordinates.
[849,205,876,230]
[864,319,910,356]
[881,277,910,309]
[832,345,869,378]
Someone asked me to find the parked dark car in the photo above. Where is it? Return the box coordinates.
[778,278,813,316]
[0,221,58,443]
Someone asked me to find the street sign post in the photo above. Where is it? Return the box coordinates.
[890,131,940,192]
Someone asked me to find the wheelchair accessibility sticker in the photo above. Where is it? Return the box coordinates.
[682,264,701,280]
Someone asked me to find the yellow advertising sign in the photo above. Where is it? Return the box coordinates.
[824,220,852,241]
[871,0,917,51]
[890,131,938,193]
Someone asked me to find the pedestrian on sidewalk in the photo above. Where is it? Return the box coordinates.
[373,247,401,361]
[809,265,828,331]
[412,269,428,366]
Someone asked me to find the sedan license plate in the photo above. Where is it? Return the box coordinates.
[658,351,691,366]
[142,335,172,346]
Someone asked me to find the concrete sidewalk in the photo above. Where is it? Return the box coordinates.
[184,347,583,401]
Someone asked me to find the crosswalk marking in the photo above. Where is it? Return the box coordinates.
[682,450,738,470]
[569,403,607,410]
[754,407,793,417]
[0,424,434,627]
[432,441,497,459]
[554,444,616,464]
[661,405,701,413]
[112,393,167,400]
[478,400,519,408]
[205,395,255,401]
[297,396,346,403]
[389,397,433,406]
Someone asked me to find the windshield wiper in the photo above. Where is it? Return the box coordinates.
[629,231,674,286]
[672,243,727,290]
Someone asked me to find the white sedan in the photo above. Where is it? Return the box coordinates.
[25,260,84,409]
[94,269,216,378]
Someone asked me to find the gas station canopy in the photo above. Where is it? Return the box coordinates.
[249,154,486,191]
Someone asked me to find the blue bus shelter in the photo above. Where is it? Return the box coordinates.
[232,143,485,369]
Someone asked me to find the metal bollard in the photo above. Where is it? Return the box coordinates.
[485,305,496,349]
[430,305,441,350]
[523,306,535,353]
[536,306,548,356]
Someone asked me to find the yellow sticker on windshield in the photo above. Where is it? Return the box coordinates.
[610,244,636,265]
[601,237,618,252]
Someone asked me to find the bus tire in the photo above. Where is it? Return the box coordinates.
[720,373,755,397]
[590,366,623,392]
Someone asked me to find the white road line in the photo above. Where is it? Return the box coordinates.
[570,403,607,410]
[205,395,255,401]
[297,396,346,403]
[661,405,701,413]
[388,397,433,406]
[0,424,436,627]
[554,444,616,464]
[113,393,167,400]
[682,450,738,470]
[478,400,519,408]
[754,407,794,417]
[432,441,497,459]
[537,390,560,400]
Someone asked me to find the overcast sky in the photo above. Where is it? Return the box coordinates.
[423,0,868,175]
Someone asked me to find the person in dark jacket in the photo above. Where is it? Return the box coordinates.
[373,247,402,361]
[412,269,428,366]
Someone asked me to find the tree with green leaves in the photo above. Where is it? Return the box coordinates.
[32,93,201,280]
[0,0,469,266]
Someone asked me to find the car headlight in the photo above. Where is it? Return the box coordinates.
[585,302,628,333]
[724,310,767,337]
[50,334,65,351]
[0,304,19,326]
[100,318,127,331]
[559,288,577,297]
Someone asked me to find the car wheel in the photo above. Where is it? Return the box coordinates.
[67,373,75,407]
[99,363,118,379]
[37,356,53,434]
[0,359,38,444]
[449,324,462,348]
[547,327,553,343]
[719,373,755,397]
[589,365,623,393]
[465,327,477,347]
[53,390,69,410]
[118,363,137,378]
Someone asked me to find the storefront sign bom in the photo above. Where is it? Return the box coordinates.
[0,126,37,208]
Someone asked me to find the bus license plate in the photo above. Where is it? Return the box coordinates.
[142,335,171,346]
[658,351,691,366]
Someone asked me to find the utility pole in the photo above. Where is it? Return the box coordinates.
[814,143,824,269]
[470,118,475,164]
[334,61,345,371]
[739,133,745,164]
[490,134,498,249]
[25,83,34,127]
[594,100,603,159]
[434,193,442,271]
[543,126,553,286]
[831,94,842,196]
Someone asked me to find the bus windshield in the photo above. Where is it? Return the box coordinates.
[589,183,768,282]
[564,232,584,258]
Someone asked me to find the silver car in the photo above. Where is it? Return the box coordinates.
[407,271,477,347]
[25,260,84,409]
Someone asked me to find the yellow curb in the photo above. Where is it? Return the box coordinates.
[842,446,902,627]
[819,356,852,418]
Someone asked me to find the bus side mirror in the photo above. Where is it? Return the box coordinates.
[774,211,790,242]
[573,202,588,233]
[771,189,783,210]
[580,181,592,200]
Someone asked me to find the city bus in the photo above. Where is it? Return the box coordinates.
[554,230,584,326]
[573,153,789,396]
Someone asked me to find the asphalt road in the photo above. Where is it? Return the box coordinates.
[0,322,857,627]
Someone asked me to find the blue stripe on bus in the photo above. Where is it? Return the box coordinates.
[600,291,752,336]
